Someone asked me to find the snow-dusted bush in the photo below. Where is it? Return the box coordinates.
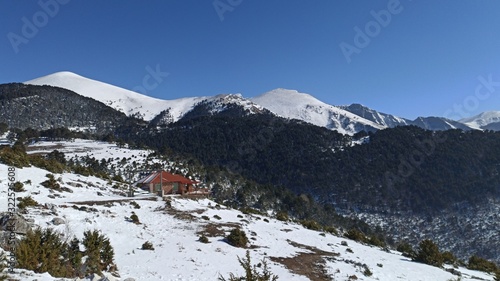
[226,228,248,248]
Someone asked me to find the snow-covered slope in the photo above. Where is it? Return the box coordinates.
[0,139,496,281]
[340,103,412,128]
[411,116,474,131]
[251,89,385,135]
[460,111,500,130]
[24,71,207,121]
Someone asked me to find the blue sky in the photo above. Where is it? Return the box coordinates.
[2,1,500,120]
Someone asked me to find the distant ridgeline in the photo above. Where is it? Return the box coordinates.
[0,83,141,134]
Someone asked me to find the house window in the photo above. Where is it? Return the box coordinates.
[155,183,161,192]
[173,182,179,193]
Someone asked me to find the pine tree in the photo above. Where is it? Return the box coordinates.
[413,239,443,267]
[82,230,115,274]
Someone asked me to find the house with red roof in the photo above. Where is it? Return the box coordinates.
[136,170,207,196]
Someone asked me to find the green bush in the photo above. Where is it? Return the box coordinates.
[226,228,248,248]
[199,235,210,243]
[130,213,140,224]
[397,241,415,258]
[413,239,443,267]
[323,226,338,235]
[29,155,66,173]
[240,207,263,216]
[218,250,278,281]
[141,241,154,250]
[441,251,457,265]
[130,201,141,209]
[345,228,367,243]
[0,146,30,167]
[275,211,289,222]
[300,219,322,231]
[368,235,386,248]
[40,174,61,190]
[467,255,499,274]
[12,181,25,192]
[18,196,39,209]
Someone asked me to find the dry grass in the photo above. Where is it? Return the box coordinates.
[270,240,339,281]
[196,222,240,238]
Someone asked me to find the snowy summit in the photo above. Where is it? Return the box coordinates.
[24,71,207,121]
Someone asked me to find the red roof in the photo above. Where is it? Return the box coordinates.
[137,170,197,185]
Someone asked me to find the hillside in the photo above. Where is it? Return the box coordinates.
[25,71,208,121]
[0,83,137,134]
[0,139,496,281]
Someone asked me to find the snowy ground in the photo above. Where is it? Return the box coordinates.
[0,140,496,281]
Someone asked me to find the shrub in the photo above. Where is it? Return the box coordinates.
[226,228,248,248]
[29,155,65,173]
[141,241,154,250]
[130,201,141,209]
[130,213,140,224]
[41,174,61,190]
[201,215,210,221]
[442,251,457,265]
[275,211,289,222]
[199,235,209,243]
[397,241,415,258]
[12,181,25,192]
[0,146,30,167]
[112,174,124,182]
[213,215,222,220]
[240,207,263,215]
[467,255,499,274]
[345,228,367,243]
[218,250,278,281]
[300,219,322,231]
[18,196,39,209]
[362,265,373,276]
[368,235,386,248]
[413,239,443,267]
[324,226,338,235]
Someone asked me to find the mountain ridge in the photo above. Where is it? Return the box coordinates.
[23,71,498,134]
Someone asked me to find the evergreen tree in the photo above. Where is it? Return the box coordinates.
[413,239,443,267]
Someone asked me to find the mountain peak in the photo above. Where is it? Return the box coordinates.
[251,89,384,135]
[460,111,500,130]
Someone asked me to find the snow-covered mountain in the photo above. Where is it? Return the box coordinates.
[251,89,385,135]
[339,103,412,128]
[410,116,473,131]
[460,111,500,130]
[24,71,208,121]
[21,71,491,134]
